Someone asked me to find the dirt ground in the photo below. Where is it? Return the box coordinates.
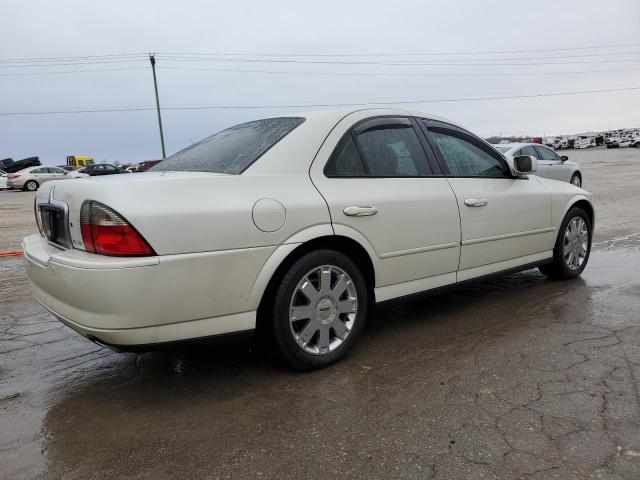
[1,147,640,479]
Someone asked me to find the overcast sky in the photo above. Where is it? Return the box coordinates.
[2,0,640,165]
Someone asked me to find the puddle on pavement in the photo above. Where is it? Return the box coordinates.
[580,248,640,327]
[2,247,640,478]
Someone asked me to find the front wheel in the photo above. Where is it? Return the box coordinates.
[270,249,368,370]
[539,207,592,279]
[570,173,582,188]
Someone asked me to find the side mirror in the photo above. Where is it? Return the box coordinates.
[513,155,538,175]
[560,155,568,162]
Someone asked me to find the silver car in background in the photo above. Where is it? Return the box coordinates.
[493,143,582,187]
[7,166,88,191]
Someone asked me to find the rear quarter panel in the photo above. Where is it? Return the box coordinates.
[50,173,332,255]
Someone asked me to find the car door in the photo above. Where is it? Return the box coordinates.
[46,167,67,182]
[420,120,554,281]
[535,146,568,182]
[29,167,47,183]
[310,116,461,299]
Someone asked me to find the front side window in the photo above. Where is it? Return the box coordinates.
[536,146,559,161]
[429,130,509,178]
[356,126,432,177]
[519,146,539,159]
[153,117,305,175]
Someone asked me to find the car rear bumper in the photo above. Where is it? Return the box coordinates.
[22,234,272,346]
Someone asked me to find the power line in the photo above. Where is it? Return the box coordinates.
[152,56,640,67]
[0,53,146,63]
[0,59,146,69]
[1,41,639,64]
[2,65,636,78]
[0,67,149,77]
[157,65,640,78]
[1,85,638,116]
[157,50,640,62]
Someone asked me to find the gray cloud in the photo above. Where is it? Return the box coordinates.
[2,0,639,165]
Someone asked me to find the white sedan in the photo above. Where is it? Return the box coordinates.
[23,108,594,370]
[7,165,88,191]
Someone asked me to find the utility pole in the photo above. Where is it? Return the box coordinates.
[149,54,166,159]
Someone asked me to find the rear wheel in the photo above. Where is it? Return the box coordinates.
[270,249,368,370]
[539,207,592,279]
[24,180,38,191]
[570,173,582,188]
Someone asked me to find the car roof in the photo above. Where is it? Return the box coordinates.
[276,107,463,129]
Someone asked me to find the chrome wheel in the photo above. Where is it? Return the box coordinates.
[289,265,358,355]
[26,181,37,191]
[571,175,581,187]
[563,217,589,270]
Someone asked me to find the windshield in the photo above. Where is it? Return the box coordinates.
[494,146,512,153]
[152,117,305,174]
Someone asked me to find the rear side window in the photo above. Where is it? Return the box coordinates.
[324,135,366,176]
[153,117,305,175]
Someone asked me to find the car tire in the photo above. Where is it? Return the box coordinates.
[570,173,582,188]
[24,180,38,191]
[539,207,592,280]
[270,249,368,370]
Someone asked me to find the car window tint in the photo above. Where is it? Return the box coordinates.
[519,146,540,159]
[325,134,366,176]
[429,131,508,177]
[152,117,305,175]
[31,168,44,174]
[356,126,432,177]
[50,167,64,173]
[537,146,558,161]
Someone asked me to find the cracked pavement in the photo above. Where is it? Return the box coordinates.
[1,147,640,479]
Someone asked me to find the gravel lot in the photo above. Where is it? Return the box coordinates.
[1,147,640,479]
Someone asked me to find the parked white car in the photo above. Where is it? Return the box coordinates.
[0,169,8,189]
[7,166,88,191]
[23,109,594,370]
[493,143,582,187]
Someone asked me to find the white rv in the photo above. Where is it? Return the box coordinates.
[574,137,596,149]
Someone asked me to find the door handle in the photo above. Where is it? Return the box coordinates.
[343,206,378,217]
[464,197,488,207]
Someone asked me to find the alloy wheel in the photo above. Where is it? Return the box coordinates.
[563,217,589,270]
[571,175,581,187]
[289,265,358,355]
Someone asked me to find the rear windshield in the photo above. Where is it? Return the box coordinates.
[494,146,511,153]
[152,117,305,174]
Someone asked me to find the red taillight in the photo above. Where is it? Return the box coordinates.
[9,174,21,179]
[79,201,155,256]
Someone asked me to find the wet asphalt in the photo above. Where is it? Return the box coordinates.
[1,147,640,479]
